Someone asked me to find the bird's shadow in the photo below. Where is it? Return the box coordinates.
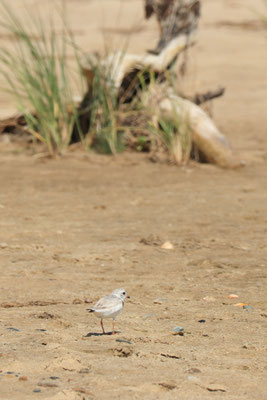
[84,331,120,337]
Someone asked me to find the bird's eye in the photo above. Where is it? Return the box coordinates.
[123,292,126,295]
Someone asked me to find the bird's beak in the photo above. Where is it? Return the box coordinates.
[127,295,130,299]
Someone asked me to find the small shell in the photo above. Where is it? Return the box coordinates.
[161,241,174,250]
[228,294,239,299]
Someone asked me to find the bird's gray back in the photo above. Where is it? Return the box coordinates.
[93,295,122,311]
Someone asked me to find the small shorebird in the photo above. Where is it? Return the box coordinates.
[88,288,128,334]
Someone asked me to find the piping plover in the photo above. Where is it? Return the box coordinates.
[88,288,128,334]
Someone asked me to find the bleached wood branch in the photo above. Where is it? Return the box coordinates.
[143,85,241,168]
[82,33,195,89]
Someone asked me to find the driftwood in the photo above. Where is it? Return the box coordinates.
[79,0,240,168]
[82,33,195,90]
[81,36,239,167]
[193,87,225,105]
[142,85,240,167]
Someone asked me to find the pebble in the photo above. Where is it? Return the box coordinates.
[116,339,132,345]
[79,368,91,374]
[33,389,41,393]
[243,305,253,311]
[50,376,60,380]
[7,328,20,332]
[19,376,28,381]
[143,313,153,320]
[0,242,8,249]
[173,326,184,334]
[198,319,206,323]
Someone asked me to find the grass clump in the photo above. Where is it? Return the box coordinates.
[85,59,125,154]
[0,2,84,155]
[0,2,192,164]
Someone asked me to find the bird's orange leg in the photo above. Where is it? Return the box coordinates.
[112,320,115,335]
[100,319,105,334]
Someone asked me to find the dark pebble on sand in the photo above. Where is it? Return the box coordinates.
[173,326,184,333]
[79,368,91,374]
[116,339,132,345]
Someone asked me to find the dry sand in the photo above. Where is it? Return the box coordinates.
[0,0,267,399]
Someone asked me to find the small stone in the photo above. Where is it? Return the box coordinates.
[243,305,253,310]
[173,326,184,333]
[0,242,8,249]
[79,368,91,374]
[33,389,41,393]
[36,329,47,332]
[50,376,60,380]
[198,319,206,323]
[143,313,153,320]
[7,328,20,332]
[19,376,28,381]
[116,339,132,345]
[172,326,184,335]
[6,372,14,374]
